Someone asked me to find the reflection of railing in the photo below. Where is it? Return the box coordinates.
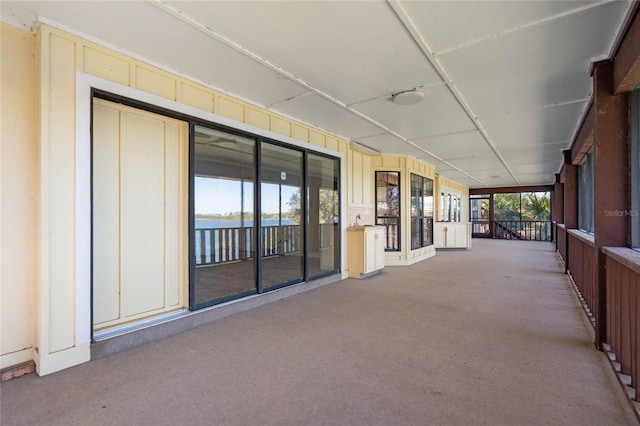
[376,218,399,251]
[261,225,301,257]
[196,224,335,266]
[195,227,254,265]
[493,220,551,241]
[472,220,490,237]
[318,223,335,250]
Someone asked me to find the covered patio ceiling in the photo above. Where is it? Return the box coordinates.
[2,0,633,188]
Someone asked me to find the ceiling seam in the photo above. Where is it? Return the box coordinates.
[475,98,589,120]
[434,0,619,56]
[388,0,520,186]
[149,0,487,186]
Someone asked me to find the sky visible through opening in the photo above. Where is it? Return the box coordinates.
[195,176,297,216]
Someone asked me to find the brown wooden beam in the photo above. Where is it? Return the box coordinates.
[571,105,594,165]
[552,174,564,224]
[469,185,554,196]
[613,4,640,94]
[563,162,578,230]
[593,61,631,349]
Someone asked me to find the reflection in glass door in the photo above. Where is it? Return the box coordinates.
[260,143,304,290]
[470,195,490,238]
[307,154,339,279]
[193,126,256,308]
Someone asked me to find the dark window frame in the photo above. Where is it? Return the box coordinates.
[90,90,342,314]
[410,173,434,249]
[375,171,401,252]
[578,147,595,235]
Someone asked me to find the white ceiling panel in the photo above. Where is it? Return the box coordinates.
[447,155,506,173]
[500,144,566,166]
[479,102,585,149]
[435,1,629,117]
[355,134,428,158]
[10,1,310,107]
[516,173,557,185]
[413,131,492,162]
[273,94,382,140]
[3,0,631,189]
[510,162,562,175]
[399,1,599,54]
[168,1,442,105]
[354,84,476,139]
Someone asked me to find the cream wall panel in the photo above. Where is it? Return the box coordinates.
[33,23,355,372]
[325,136,339,152]
[309,129,325,147]
[217,96,245,122]
[135,66,176,101]
[1,24,37,367]
[83,47,130,86]
[291,124,309,142]
[92,103,121,325]
[351,151,364,205]
[163,121,184,308]
[48,33,78,353]
[361,154,372,206]
[180,83,214,113]
[271,115,291,137]
[121,114,167,316]
[246,107,270,130]
[92,100,187,332]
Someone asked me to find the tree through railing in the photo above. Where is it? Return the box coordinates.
[493,220,551,241]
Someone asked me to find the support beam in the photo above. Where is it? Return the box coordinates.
[592,61,630,349]
[613,4,640,94]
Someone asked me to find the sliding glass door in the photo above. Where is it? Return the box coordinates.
[192,124,340,309]
[193,126,257,307]
[260,143,304,290]
[307,154,340,279]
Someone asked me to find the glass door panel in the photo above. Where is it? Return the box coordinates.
[260,143,304,290]
[307,154,339,279]
[193,126,256,308]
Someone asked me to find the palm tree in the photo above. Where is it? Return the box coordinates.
[522,192,550,221]
[493,193,521,221]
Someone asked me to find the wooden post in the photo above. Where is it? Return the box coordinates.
[592,60,630,349]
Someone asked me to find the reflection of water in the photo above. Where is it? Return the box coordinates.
[196,219,292,229]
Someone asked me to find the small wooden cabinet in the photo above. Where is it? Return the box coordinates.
[347,226,385,278]
[434,222,472,249]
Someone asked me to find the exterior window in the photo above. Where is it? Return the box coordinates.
[578,147,595,234]
[192,124,341,309]
[376,171,400,251]
[410,174,434,249]
[632,89,640,249]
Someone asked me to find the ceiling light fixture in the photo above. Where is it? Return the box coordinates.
[392,89,424,105]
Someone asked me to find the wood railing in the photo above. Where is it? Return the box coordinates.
[261,225,301,257]
[493,220,552,241]
[603,248,640,400]
[195,224,336,266]
[556,223,567,262]
[195,225,301,266]
[567,230,596,323]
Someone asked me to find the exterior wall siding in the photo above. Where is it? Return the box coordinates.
[1,21,469,375]
[0,24,38,370]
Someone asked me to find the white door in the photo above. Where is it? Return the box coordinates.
[92,98,188,332]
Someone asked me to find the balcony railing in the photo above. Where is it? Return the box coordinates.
[493,220,551,241]
[195,224,334,266]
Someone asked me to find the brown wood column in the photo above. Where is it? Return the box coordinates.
[563,152,578,273]
[552,173,564,246]
[592,60,631,349]
[563,151,578,229]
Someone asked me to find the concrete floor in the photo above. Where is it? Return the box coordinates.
[1,239,638,425]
